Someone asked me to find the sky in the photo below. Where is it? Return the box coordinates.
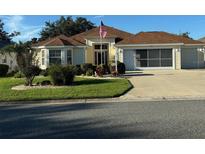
[1,15,205,42]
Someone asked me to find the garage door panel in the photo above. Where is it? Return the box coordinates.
[136,49,173,68]
[181,48,198,69]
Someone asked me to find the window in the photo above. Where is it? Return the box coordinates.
[94,44,108,65]
[2,56,7,63]
[42,50,45,65]
[136,49,172,67]
[49,50,61,65]
[94,44,108,50]
[67,50,72,64]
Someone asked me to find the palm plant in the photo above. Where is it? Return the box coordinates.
[1,41,40,86]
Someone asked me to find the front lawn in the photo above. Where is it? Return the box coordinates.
[0,76,132,102]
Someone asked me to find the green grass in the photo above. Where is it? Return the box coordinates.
[0,76,132,102]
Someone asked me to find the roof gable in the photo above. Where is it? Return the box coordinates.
[69,25,134,44]
[34,35,85,47]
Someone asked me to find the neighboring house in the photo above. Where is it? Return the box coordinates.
[34,25,205,71]
[198,37,205,42]
[0,41,18,71]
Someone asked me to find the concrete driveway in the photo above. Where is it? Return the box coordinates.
[121,69,205,100]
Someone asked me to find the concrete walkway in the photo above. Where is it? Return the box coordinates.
[121,69,205,100]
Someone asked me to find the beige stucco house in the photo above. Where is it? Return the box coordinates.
[2,25,205,71]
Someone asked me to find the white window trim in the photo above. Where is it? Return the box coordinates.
[66,49,73,65]
[41,49,45,66]
[48,49,62,65]
[93,43,109,65]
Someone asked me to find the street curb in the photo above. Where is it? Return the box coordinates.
[1,96,205,105]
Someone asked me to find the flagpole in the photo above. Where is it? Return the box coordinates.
[100,36,102,65]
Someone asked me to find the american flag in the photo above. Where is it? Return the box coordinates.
[99,21,107,38]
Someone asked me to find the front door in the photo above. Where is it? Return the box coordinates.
[94,44,108,65]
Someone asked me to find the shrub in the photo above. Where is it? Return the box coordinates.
[49,65,64,85]
[111,71,118,77]
[86,68,93,76]
[117,62,126,74]
[49,65,76,86]
[81,63,93,74]
[62,65,76,85]
[75,65,83,75]
[101,64,110,74]
[0,64,9,77]
[96,65,104,77]
[40,68,49,76]
[22,65,41,86]
[40,80,52,86]
[7,70,18,77]
[92,65,97,74]
[14,71,25,78]
[109,63,115,71]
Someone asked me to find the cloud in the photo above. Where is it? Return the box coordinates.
[1,15,43,42]
[93,15,104,19]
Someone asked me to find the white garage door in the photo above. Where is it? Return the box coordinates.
[181,48,204,69]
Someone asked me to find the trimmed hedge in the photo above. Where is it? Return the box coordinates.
[49,65,76,86]
[81,63,93,75]
[14,71,25,78]
[86,68,93,76]
[49,65,64,85]
[117,62,126,74]
[0,64,9,77]
[75,65,83,75]
[40,68,49,76]
[62,65,76,85]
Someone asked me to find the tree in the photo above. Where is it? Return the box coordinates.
[22,65,41,86]
[0,19,9,41]
[2,41,40,86]
[39,16,96,41]
[180,32,192,39]
[0,19,20,48]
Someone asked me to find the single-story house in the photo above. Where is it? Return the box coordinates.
[2,25,205,71]
[0,41,18,71]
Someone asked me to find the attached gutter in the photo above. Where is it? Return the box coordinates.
[183,44,205,46]
[115,43,184,47]
[33,45,86,49]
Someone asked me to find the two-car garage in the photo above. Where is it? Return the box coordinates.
[122,46,205,71]
[116,31,205,71]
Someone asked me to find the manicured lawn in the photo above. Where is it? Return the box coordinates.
[0,76,132,102]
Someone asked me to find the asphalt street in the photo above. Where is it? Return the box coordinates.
[1,100,205,139]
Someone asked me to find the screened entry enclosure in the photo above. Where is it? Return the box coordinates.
[136,49,173,68]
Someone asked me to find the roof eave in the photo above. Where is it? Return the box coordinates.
[115,43,184,47]
[184,44,205,46]
[34,45,86,49]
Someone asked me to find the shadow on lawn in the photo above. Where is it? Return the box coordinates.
[124,73,154,78]
[0,103,154,139]
[74,79,112,85]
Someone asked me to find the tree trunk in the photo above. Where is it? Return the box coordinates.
[25,77,33,86]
